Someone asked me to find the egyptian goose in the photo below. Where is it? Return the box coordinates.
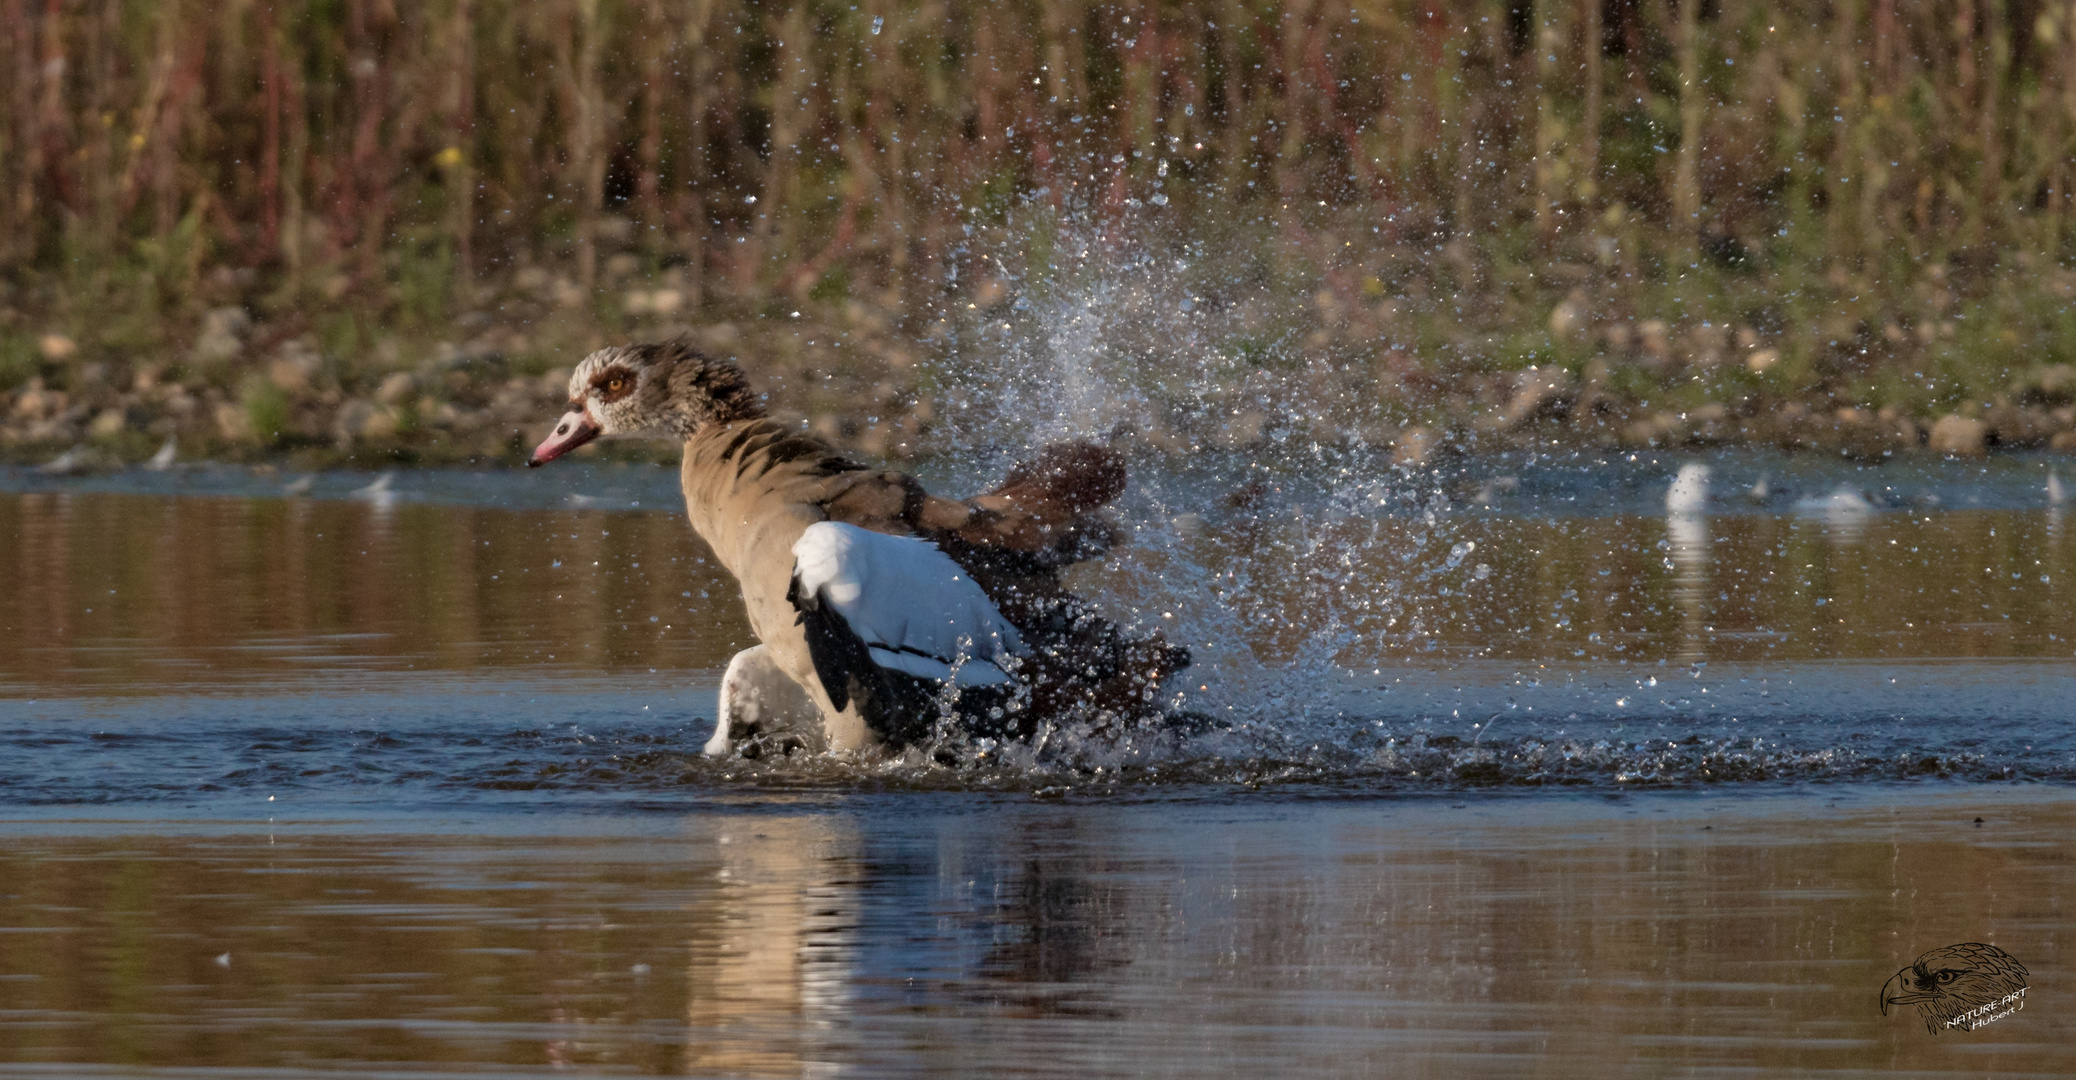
[529,336,1187,755]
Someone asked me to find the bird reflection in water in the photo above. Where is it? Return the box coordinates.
[681,817,861,1077]
[667,816,1127,1075]
[1665,464,1712,662]
[2050,469,2066,542]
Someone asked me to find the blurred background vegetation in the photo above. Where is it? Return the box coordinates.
[2,0,2075,464]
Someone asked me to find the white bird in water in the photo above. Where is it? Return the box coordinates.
[34,446,87,475]
[1790,486,1879,544]
[1746,473,1770,503]
[2051,469,2066,506]
[1666,463,1711,514]
[1793,486,1881,540]
[283,474,315,497]
[353,471,398,507]
[1793,485,1879,513]
[34,445,116,476]
[145,437,177,471]
[1471,475,1519,505]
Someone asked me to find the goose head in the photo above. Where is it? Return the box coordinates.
[529,337,764,466]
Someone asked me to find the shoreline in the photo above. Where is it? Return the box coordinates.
[5,314,2073,472]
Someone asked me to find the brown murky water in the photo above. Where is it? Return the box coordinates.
[1,476,2070,695]
[0,456,2071,1076]
[1,794,2071,1077]
[0,490,747,694]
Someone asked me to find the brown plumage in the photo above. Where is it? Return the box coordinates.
[531,336,1187,753]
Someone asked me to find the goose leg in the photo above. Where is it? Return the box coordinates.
[709,645,823,757]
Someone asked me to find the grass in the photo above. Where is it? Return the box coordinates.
[0,0,2072,460]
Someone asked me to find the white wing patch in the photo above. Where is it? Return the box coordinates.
[792,521,1024,687]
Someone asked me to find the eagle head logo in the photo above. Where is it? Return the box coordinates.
[1881,943,2028,1033]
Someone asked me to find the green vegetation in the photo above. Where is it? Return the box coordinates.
[1,0,2074,462]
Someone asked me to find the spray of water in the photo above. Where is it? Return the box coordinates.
[678,189,2070,793]
[910,194,1467,765]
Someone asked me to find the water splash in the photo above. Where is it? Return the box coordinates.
[917,201,1469,751]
